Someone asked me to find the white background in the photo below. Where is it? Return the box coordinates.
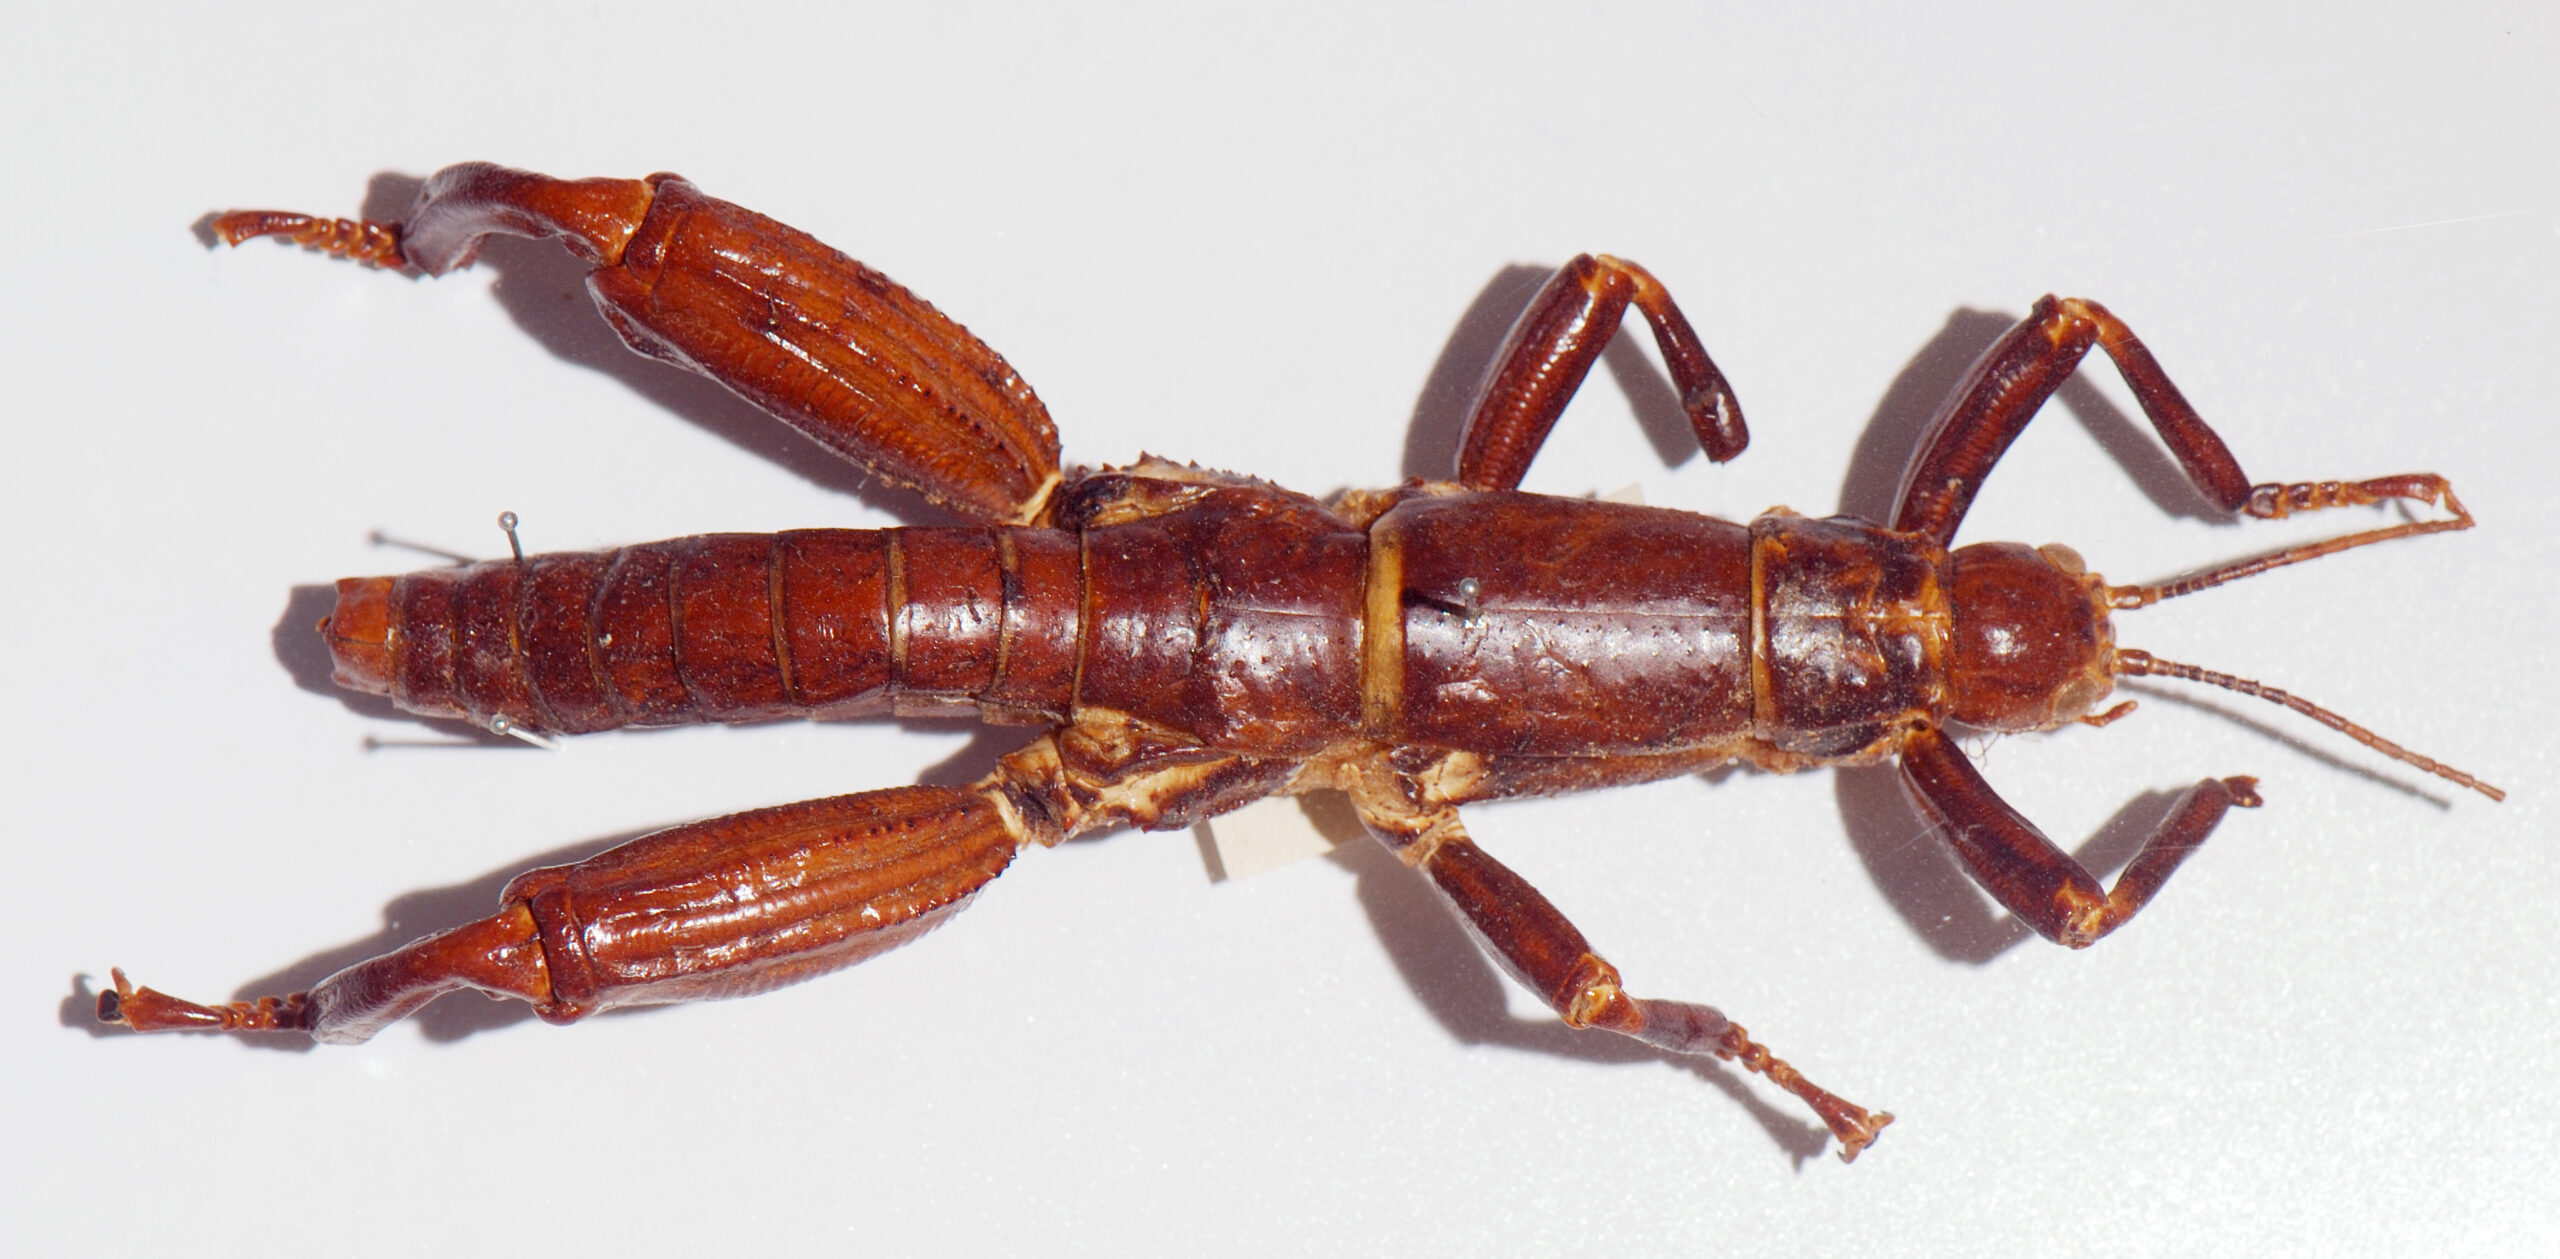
[6,4,2555,1254]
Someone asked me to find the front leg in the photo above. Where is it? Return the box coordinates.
[1897,726,2262,948]
[216,164,1063,524]
[1889,295,2469,556]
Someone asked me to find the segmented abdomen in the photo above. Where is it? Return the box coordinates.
[325,528,1082,735]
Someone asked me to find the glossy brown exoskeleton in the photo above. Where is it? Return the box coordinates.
[100,164,2501,1163]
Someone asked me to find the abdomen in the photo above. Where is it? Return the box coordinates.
[324,527,1083,734]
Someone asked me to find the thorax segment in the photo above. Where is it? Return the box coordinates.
[1365,492,1949,763]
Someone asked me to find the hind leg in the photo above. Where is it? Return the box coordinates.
[104,785,1021,1043]
[217,163,1062,522]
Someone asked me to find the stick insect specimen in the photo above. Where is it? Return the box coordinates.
[101,164,2500,1163]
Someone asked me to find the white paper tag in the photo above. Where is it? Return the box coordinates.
[1202,792,1364,880]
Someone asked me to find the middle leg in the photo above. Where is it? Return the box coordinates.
[1355,800,1892,1162]
[1456,255,1746,491]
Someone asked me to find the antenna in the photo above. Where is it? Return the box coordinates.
[2113,649,2501,801]
[2107,474,2472,610]
[2096,472,2497,800]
